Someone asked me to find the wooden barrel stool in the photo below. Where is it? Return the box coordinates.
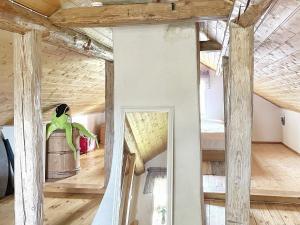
[46,129,80,180]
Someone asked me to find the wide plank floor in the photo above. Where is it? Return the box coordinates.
[0,195,101,225]
[206,200,300,225]
[204,143,300,194]
[0,148,105,225]
[2,144,300,224]
[51,147,105,187]
[2,196,300,225]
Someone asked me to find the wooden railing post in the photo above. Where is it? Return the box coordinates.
[225,22,254,225]
[13,30,43,225]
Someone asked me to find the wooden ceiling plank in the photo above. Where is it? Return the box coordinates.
[49,1,233,27]
[0,0,113,60]
[254,0,299,45]
[14,0,61,16]
[216,0,275,75]
[0,29,106,126]
[254,7,300,68]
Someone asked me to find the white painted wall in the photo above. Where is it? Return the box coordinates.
[72,112,105,140]
[281,109,300,153]
[201,74,224,121]
[252,95,282,142]
[129,152,167,225]
[92,23,203,225]
[200,77,283,142]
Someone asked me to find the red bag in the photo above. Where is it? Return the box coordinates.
[80,136,88,154]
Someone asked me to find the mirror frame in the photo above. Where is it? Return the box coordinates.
[120,106,174,225]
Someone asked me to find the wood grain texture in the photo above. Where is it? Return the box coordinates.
[104,60,114,186]
[204,0,273,71]
[205,200,300,225]
[15,0,61,16]
[236,0,274,28]
[204,143,300,202]
[253,0,300,112]
[13,30,43,225]
[1,195,101,225]
[50,1,232,27]
[205,190,300,204]
[4,196,300,225]
[44,183,105,196]
[46,129,80,179]
[225,22,254,225]
[3,144,300,224]
[0,0,113,60]
[202,0,300,112]
[0,30,106,126]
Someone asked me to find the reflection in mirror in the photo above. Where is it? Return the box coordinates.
[119,111,172,225]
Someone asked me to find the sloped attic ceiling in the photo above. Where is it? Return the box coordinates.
[61,0,299,112]
[201,0,300,112]
[0,29,105,125]
[2,0,299,125]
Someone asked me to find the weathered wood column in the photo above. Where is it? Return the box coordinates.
[223,56,229,119]
[105,60,114,186]
[14,30,43,225]
[224,22,254,225]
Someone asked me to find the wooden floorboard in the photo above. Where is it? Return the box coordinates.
[44,183,105,198]
[52,148,105,187]
[2,144,300,224]
[0,148,105,225]
[205,189,300,204]
[204,143,300,202]
[205,201,300,225]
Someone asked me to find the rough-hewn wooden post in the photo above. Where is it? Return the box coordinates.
[105,60,114,186]
[223,56,229,122]
[13,30,43,225]
[225,22,253,225]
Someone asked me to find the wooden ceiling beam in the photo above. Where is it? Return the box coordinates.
[0,0,113,61]
[236,0,274,28]
[49,1,233,28]
[216,0,274,75]
[200,40,222,51]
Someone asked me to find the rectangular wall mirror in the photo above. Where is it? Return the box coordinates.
[120,108,173,225]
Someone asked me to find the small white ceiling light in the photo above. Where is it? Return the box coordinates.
[91,1,103,7]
